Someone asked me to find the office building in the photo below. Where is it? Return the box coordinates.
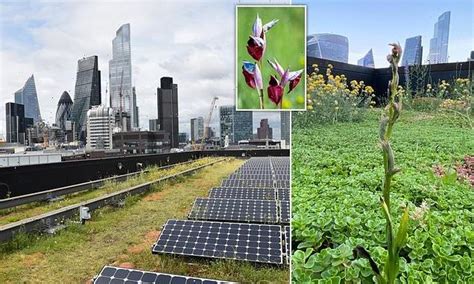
[109,24,138,129]
[179,132,188,144]
[219,105,253,146]
[357,49,375,68]
[55,91,73,131]
[402,36,423,66]
[149,119,159,131]
[113,131,170,154]
[14,75,41,123]
[5,103,26,144]
[307,33,349,63]
[190,117,204,142]
[280,111,290,145]
[157,77,179,148]
[257,119,273,139]
[70,55,102,142]
[86,106,114,150]
[132,86,139,129]
[428,11,450,64]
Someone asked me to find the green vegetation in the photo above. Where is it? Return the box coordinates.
[237,6,305,110]
[292,110,474,283]
[0,158,289,283]
[0,158,216,225]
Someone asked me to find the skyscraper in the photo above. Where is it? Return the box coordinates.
[219,105,252,145]
[257,119,273,139]
[357,49,375,68]
[307,33,349,63]
[157,77,179,148]
[55,91,73,131]
[70,56,101,142]
[402,36,423,66]
[190,117,204,142]
[280,111,290,145]
[428,11,450,64]
[132,86,139,129]
[14,75,41,123]
[109,24,137,129]
[86,106,114,150]
[5,102,26,144]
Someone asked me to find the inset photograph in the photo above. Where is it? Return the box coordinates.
[236,5,306,111]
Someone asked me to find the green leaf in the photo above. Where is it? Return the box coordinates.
[394,207,410,253]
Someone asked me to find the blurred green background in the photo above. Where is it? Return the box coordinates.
[236,6,306,110]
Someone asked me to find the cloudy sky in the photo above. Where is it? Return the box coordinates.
[296,0,473,67]
[0,0,286,140]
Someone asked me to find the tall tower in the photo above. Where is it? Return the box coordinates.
[402,36,423,66]
[157,77,179,148]
[357,49,375,68]
[109,24,137,129]
[428,11,450,64]
[70,55,101,142]
[307,33,349,63]
[219,105,252,146]
[280,111,290,146]
[14,75,41,123]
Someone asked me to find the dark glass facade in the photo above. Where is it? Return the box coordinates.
[55,91,73,131]
[14,75,41,123]
[280,111,290,145]
[219,105,252,145]
[5,102,26,144]
[402,36,423,66]
[307,33,349,63]
[70,55,101,142]
[157,77,179,148]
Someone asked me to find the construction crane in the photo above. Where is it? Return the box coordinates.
[200,96,219,150]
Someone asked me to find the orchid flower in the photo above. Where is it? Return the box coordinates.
[267,58,303,105]
[242,61,263,90]
[247,14,279,61]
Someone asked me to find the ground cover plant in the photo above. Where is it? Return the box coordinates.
[0,159,289,283]
[292,109,473,283]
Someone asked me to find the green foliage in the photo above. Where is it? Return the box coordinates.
[236,6,305,110]
[292,110,474,283]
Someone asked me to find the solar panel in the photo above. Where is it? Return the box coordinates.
[93,266,231,284]
[277,188,290,201]
[284,226,291,265]
[188,198,279,224]
[152,220,283,264]
[227,173,289,181]
[221,179,274,188]
[275,180,290,189]
[209,187,276,200]
[280,201,290,224]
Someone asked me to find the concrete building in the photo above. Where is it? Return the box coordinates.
[190,117,204,142]
[149,119,159,132]
[86,106,114,150]
[113,131,170,154]
[157,77,179,148]
[257,119,273,139]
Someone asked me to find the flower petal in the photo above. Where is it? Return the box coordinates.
[254,63,263,90]
[263,19,279,33]
[288,74,302,93]
[242,61,255,73]
[267,58,284,77]
[280,68,291,87]
[252,14,263,37]
[288,69,304,81]
[268,75,284,105]
[247,37,265,61]
[242,65,256,89]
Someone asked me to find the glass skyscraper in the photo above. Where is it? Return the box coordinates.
[357,49,375,68]
[5,102,26,144]
[70,56,101,142]
[14,75,41,123]
[428,11,450,64]
[219,105,252,146]
[307,33,349,63]
[280,111,290,146]
[157,77,179,148]
[55,91,73,131]
[109,23,138,129]
[402,36,423,66]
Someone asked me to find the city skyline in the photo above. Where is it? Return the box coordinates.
[297,0,472,67]
[0,1,239,139]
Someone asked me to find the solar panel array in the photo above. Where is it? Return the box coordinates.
[152,220,283,264]
[151,157,291,266]
[93,266,230,284]
[188,198,279,223]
